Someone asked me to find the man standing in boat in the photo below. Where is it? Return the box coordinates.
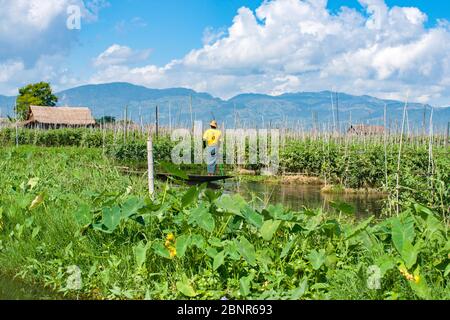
[203,120,222,176]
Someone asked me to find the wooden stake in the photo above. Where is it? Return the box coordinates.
[147,134,155,199]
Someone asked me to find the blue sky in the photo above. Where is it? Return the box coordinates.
[1,0,450,106]
[72,0,450,67]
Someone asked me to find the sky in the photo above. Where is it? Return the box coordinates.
[1,0,450,106]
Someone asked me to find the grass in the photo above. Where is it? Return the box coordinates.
[0,146,448,300]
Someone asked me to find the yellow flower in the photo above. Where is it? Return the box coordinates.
[166,233,175,241]
[414,275,420,284]
[165,240,171,248]
[169,247,177,258]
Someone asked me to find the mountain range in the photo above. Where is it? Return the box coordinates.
[1,82,449,130]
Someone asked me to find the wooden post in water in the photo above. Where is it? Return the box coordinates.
[147,133,155,199]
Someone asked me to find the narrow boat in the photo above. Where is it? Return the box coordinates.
[156,173,233,183]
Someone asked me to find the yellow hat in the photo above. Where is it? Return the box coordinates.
[210,120,217,128]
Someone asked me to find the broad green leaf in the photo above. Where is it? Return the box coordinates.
[265,204,293,221]
[214,194,247,217]
[260,219,281,241]
[175,235,190,258]
[213,250,226,271]
[242,206,264,228]
[190,204,215,233]
[102,206,122,232]
[160,161,188,180]
[345,216,374,240]
[401,240,419,269]
[391,216,415,254]
[133,242,148,269]
[239,274,254,297]
[307,249,326,270]
[176,275,197,297]
[121,197,145,218]
[190,234,206,249]
[74,204,92,226]
[330,201,355,215]
[181,186,199,208]
[280,239,295,259]
[237,236,257,266]
[290,278,308,299]
[409,267,431,300]
[152,242,170,259]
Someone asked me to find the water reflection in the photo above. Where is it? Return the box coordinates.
[224,181,386,217]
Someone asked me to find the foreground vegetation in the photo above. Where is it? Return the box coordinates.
[0,146,448,299]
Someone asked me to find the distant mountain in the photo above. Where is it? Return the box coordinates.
[1,82,449,130]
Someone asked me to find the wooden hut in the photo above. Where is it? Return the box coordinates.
[23,106,96,128]
[347,124,385,136]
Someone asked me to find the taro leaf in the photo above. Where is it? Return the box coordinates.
[208,237,224,247]
[190,204,215,233]
[176,275,197,297]
[321,219,342,237]
[237,236,256,266]
[330,201,355,215]
[152,242,170,259]
[401,240,420,269]
[121,197,145,219]
[376,255,396,277]
[280,239,295,259]
[239,274,254,297]
[242,205,264,229]
[133,242,148,269]
[160,161,188,180]
[175,234,191,258]
[190,234,206,249]
[409,267,431,300]
[265,204,293,221]
[391,216,415,254]
[214,194,247,217]
[290,278,308,299]
[224,241,240,261]
[204,189,221,202]
[307,249,326,270]
[181,186,200,208]
[260,219,281,241]
[213,250,226,271]
[345,216,374,240]
[74,204,93,227]
[102,206,122,232]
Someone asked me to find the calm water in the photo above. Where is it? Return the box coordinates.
[224,181,386,217]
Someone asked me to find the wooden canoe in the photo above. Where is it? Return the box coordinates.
[156,173,233,183]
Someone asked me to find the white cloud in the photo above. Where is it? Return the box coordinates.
[93,44,152,67]
[91,0,450,106]
[0,0,107,95]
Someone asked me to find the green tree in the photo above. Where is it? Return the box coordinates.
[16,82,58,120]
[96,116,116,124]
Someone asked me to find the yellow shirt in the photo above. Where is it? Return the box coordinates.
[203,128,222,147]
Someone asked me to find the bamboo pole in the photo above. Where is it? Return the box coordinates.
[396,93,409,216]
[147,133,155,199]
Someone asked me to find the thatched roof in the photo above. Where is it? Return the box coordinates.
[348,124,385,135]
[24,106,96,126]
